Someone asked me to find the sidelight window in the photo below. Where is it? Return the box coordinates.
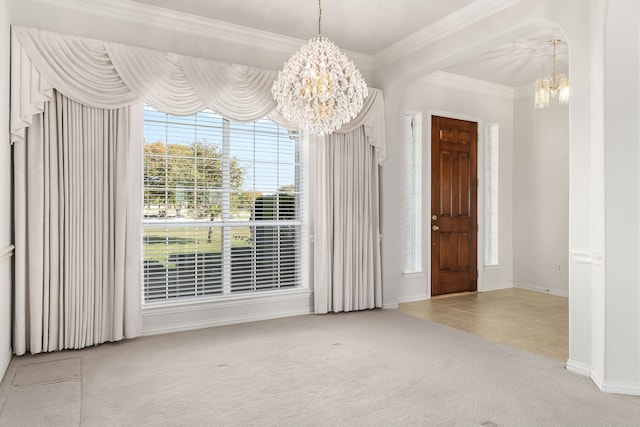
[404,112,423,273]
[483,123,499,266]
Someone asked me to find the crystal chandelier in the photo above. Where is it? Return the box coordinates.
[535,39,570,109]
[271,0,368,135]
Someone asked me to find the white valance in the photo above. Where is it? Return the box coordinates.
[10,25,386,162]
[334,88,386,163]
[106,43,206,115]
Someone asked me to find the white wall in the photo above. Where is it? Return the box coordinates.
[397,78,514,302]
[513,95,569,297]
[0,0,13,381]
[600,0,640,389]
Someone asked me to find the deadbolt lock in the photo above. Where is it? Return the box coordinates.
[432,214,438,221]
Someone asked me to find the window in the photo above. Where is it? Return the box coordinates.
[484,123,499,266]
[142,106,303,302]
[404,113,423,273]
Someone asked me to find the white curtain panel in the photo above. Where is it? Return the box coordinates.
[13,91,143,355]
[310,89,385,313]
[313,126,383,313]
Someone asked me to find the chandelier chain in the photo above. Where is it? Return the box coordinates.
[318,0,322,36]
[552,39,558,90]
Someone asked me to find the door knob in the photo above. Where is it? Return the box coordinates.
[432,225,440,231]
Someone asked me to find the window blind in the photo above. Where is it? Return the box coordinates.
[143,105,303,302]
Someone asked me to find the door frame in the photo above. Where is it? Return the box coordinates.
[426,110,485,299]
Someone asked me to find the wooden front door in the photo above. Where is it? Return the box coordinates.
[431,116,478,296]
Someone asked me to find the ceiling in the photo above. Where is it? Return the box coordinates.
[443,28,569,88]
[131,0,569,89]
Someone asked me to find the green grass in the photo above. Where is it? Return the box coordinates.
[143,226,253,265]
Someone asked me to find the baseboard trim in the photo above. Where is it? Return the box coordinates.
[566,360,640,395]
[591,369,640,395]
[382,303,399,309]
[566,359,591,377]
[590,368,605,392]
[142,290,313,336]
[397,294,428,304]
[143,308,313,336]
[478,283,513,292]
[513,283,568,298]
[598,381,640,396]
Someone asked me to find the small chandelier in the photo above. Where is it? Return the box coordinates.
[271,0,368,135]
[535,39,570,109]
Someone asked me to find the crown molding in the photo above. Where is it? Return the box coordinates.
[374,0,525,68]
[34,0,376,71]
[33,0,524,73]
[31,0,528,76]
[419,71,514,100]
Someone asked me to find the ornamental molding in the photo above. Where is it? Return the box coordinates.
[373,0,526,67]
[571,249,604,265]
[37,0,524,73]
[36,0,375,71]
[419,71,514,100]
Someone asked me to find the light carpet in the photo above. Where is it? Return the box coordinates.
[0,309,638,426]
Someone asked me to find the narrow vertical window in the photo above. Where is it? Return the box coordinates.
[484,123,499,266]
[404,113,422,273]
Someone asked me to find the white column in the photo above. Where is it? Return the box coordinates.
[598,0,640,393]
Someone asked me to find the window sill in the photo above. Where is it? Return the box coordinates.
[143,287,312,312]
[142,288,313,336]
[402,271,426,279]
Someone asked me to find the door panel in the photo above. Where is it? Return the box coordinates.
[458,152,471,216]
[439,151,452,216]
[431,116,478,296]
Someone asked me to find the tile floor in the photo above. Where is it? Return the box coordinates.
[399,288,568,361]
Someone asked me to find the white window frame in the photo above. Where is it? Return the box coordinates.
[483,123,499,267]
[142,107,305,304]
[404,112,423,275]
